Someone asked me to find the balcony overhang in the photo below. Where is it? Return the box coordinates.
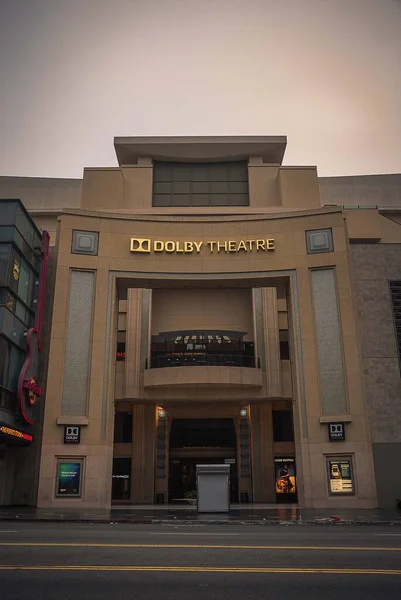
[143,365,263,388]
[114,135,287,165]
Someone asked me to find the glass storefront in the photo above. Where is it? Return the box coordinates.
[112,457,131,501]
[0,200,43,420]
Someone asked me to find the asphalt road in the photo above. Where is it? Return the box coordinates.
[0,523,400,599]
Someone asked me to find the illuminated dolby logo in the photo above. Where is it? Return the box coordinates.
[130,238,275,254]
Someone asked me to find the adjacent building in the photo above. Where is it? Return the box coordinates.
[0,200,50,505]
[0,136,400,508]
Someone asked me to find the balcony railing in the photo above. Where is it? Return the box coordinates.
[146,353,260,369]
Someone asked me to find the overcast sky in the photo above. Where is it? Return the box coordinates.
[0,0,400,178]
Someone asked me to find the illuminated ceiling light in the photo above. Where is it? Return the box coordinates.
[240,408,248,417]
[158,408,166,419]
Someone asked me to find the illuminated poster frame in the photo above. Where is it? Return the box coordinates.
[326,456,355,495]
[274,457,297,497]
[56,460,83,497]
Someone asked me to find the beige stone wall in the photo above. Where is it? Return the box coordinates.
[81,165,152,211]
[278,167,321,210]
[261,288,281,397]
[350,243,401,507]
[5,142,398,510]
[248,162,280,207]
[345,209,381,241]
[81,169,123,210]
[0,176,81,211]
[78,159,324,213]
[151,289,254,339]
[37,200,377,509]
[37,229,116,508]
[121,165,153,210]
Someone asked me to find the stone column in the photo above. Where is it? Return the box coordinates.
[261,287,281,397]
[125,289,143,399]
[131,405,155,504]
[250,404,275,502]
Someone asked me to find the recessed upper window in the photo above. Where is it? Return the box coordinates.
[153,161,249,207]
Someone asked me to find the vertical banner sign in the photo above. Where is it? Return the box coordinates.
[57,462,82,496]
[274,457,297,495]
[328,458,354,494]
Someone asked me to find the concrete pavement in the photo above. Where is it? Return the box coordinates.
[0,523,400,599]
[1,504,401,525]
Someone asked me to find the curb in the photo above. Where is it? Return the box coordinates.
[1,517,401,526]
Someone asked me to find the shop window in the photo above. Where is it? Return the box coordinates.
[0,307,27,349]
[0,203,41,270]
[12,228,40,272]
[9,248,21,294]
[0,388,15,412]
[0,289,34,329]
[0,289,15,313]
[0,202,17,225]
[0,336,8,388]
[113,412,133,443]
[7,344,24,392]
[0,246,37,310]
[0,228,14,243]
[0,336,23,409]
[15,300,26,323]
[15,207,34,248]
[279,330,290,360]
[170,418,236,448]
[116,342,126,361]
[0,244,11,286]
[112,457,131,500]
[17,258,31,304]
[116,331,126,361]
[273,410,294,442]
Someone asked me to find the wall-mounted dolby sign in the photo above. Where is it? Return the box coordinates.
[130,238,275,254]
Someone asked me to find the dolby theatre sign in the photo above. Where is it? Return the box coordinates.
[130,238,275,254]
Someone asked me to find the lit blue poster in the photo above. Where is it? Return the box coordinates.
[57,462,81,496]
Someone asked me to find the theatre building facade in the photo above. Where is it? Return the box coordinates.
[1,136,401,508]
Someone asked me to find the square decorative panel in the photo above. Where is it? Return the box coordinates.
[71,230,99,255]
[306,228,334,254]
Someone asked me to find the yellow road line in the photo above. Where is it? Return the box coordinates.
[0,565,400,575]
[0,542,399,551]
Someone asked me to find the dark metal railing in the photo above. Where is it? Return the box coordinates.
[146,353,260,369]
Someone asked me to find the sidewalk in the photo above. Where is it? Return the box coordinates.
[1,504,401,525]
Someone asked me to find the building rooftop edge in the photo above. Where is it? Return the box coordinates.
[113,135,288,166]
[1,172,400,184]
[58,205,342,222]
